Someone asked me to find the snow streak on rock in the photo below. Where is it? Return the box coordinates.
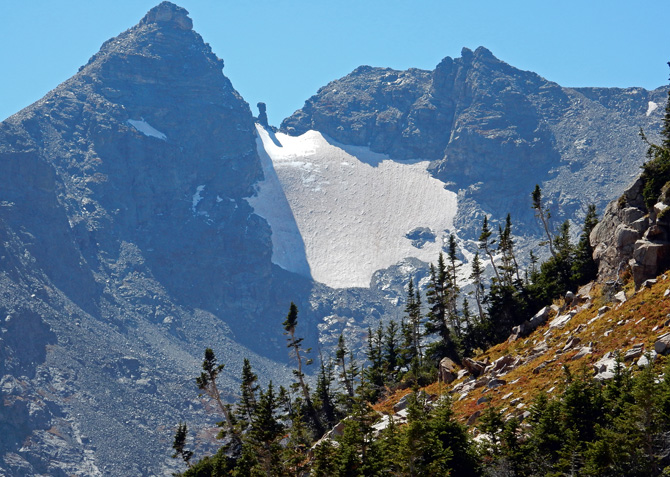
[251,125,458,288]
[127,118,167,140]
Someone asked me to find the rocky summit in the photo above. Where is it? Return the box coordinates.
[283,46,666,241]
[1,2,668,476]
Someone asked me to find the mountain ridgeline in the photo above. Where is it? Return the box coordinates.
[283,46,666,237]
[0,2,667,475]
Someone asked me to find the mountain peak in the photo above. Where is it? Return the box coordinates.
[139,1,193,30]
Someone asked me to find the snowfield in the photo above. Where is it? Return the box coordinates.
[249,125,459,289]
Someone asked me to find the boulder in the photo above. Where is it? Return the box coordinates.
[594,352,624,380]
[489,355,515,374]
[623,343,644,361]
[563,336,581,351]
[631,241,670,287]
[615,225,640,250]
[614,291,627,303]
[637,351,658,367]
[572,346,593,360]
[488,379,507,389]
[641,278,658,289]
[549,313,573,329]
[654,332,670,354]
[439,357,458,384]
[463,357,487,377]
[466,410,481,426]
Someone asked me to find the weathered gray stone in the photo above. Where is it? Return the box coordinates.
[439,357,458,384]
[614,291,627,303]
[637,351,658,367]
[624,343,645,361]
[655,333,670,354]
[549,313,573,329]
[615,225,641,249]
[563,336,581,351]
[572,346,593,360]
[463,357,488,377]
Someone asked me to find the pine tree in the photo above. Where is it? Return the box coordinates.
[283,302,321,435]
[498,214,520,286]
[469,251,486,323]
[237,358,259,425]
[479,215,501,283]
[572,204,598,285]
[425,256,459,363]
[314,354,338,427]
[361,325,385,403]
[404,278,423,366]
[195,348,236,433]
[246,381,284,475]
[172,422,193,467]
[382,320,400,384]
[446,234,462,336]
[532,184,556,257]
[336,334,355,398]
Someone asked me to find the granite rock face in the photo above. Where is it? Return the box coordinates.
[591,175,670,287]
[283,47,666,239]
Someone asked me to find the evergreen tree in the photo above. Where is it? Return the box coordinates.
[314,354,339,428]
[336,334,355,398]
[172,422,193,468]
[446,234,462,336]
[425,256,459,362]
[532,184,556,257]
[361,325,385,403]
[236,358,259,425]
[382,320,400,384]
[311,440,338,477]
[479,215,501,283]
[498,214,521,286]
[469,251,486,324]
[572,204,599,284]
[404,278,423,366]
[195,348,236,434]
[244,381,284,476]
[283,302,321,435]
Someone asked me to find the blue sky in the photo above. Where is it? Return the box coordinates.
[2,1,669,125]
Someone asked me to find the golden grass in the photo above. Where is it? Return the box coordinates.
[374,273,670,428]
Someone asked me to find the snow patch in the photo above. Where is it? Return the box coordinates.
[251,125,458,288]
[192,185,205,213]
[646,101,659,117]
[127,119,167,140]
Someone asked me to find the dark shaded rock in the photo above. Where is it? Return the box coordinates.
[405,227,436,248]
[463,357,487,377]
[655,333,670,354]
[257,102,269,127]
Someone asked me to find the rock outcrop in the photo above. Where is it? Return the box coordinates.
[591,176,670,287]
